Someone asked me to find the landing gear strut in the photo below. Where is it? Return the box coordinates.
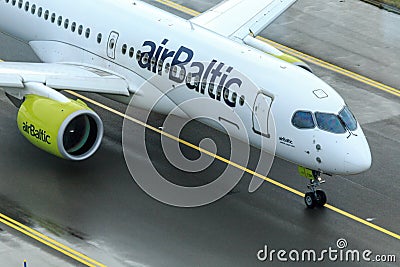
[298,167,327,208]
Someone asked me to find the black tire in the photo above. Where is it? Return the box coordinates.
[315,190,327,207]
[304,192,316,209]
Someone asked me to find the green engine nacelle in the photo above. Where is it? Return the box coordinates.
[17,95,103,160]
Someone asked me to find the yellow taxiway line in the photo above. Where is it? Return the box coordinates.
[150,0,400,241]
[0,213,106,267]
[155,0,400,98]
[156,0,199,16]
[66,90,400,241]
[258,37,400,97]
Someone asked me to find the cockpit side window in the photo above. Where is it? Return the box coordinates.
[339,106,358,131]
[292,111,315,129]
[315,112,346,134]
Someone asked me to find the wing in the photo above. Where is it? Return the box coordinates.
[0,62,131,97]
[190,0,296,40]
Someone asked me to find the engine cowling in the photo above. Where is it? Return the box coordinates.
[17,94,103,160]
[274,53,313,73]
[243,35,313,73]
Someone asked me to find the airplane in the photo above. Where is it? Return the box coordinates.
[0,0,372,208]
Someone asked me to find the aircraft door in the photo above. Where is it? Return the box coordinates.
[252,92,273,138]
[107,31,119,59]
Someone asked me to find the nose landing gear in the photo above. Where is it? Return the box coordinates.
[298,166,327,208]
[305,179,327,208]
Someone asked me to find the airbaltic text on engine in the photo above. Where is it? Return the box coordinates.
[22,122,51,144]
[138,39,246,108]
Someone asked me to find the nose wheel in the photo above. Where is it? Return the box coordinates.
[298,166,327,208]
[304,180,327,208]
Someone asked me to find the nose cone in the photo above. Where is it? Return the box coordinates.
[344,136,372,174]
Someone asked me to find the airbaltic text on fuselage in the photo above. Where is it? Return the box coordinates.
[137,39,246,108]
[22,122,51,144]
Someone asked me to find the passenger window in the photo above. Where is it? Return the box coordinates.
[179,68,185,80]
[97,33,102,44]
[121,44,127,55]
[71,22,76,32]
[171,65,177,76]
[158,59,163,69]
[78,25,83,35]
[186,72,192,83]
[85,28,90,38]
[64,19,69,29]
[239,96,245,106]
[17,0,22,8]
[136,50,142,61]
[24,1,29,11]
[12,0,16,6]
[37,7,42,17]
[31,4,36,14]
[129,47,135,58]
[164,63,170,73]
[232,92,237,102]
[315,112,346,134]
[142,54,149,64]
[57,16,62,26]
[51,13,56,23]
[216,87,221,98]
[223,86,229,98]
[292,111,315,129]
[44,10,49,20]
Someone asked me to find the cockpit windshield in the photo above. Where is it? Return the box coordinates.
[292,107,358,134]
[315,112,346,134]
[339,106,358,131]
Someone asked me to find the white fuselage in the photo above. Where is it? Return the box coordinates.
[0,0,371,174]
